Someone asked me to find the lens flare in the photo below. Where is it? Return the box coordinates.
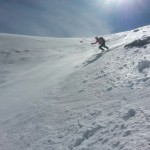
[104,0,134,8]
[96,0,145,14]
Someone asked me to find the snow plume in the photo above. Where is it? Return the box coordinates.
[0,25,150,150]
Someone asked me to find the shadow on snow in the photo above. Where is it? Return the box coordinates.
[83,50,108,67]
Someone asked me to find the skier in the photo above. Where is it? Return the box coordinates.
[91,36,109,52]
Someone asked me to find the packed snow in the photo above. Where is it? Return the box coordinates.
[0,25,150,150]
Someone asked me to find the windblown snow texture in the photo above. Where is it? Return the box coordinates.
[0,26,150,150]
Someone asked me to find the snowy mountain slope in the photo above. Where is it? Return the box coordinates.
[0,34,93,123]
[0,25,150,150]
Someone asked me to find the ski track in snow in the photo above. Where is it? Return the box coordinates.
[0,26,150,150]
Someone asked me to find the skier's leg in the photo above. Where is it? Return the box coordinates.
[104,45,109,49]
[99,45,105,51]
[103,42,109,49]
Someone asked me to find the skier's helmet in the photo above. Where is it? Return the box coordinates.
[95,36,98,40]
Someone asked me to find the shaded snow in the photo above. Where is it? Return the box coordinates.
[1,26,150,150]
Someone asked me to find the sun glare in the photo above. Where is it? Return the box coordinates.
[104,0,133,8]
[97,0,144,13]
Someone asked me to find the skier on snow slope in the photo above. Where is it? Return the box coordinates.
[91,36,109,52]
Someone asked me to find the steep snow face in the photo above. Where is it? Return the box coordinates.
[0,25,150,150]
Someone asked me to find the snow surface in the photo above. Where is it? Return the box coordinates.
[0,26,150,150]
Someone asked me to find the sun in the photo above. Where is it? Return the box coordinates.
[97,0,144,13]
[103,0,133,8]
[105,0,133,4]
[103,0,143,8]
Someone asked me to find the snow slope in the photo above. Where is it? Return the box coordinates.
[0,25,150,150]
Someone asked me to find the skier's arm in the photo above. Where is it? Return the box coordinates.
[91,41,97,45]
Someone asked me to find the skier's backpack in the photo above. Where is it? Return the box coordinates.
[99,37,105,43]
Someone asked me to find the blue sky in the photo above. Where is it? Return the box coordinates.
[0,0,150,37]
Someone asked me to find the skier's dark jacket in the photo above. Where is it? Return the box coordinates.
[92,37,105,45]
